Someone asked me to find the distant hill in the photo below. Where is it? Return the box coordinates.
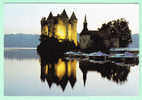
[4,34,40,48]
[4,33,138,48]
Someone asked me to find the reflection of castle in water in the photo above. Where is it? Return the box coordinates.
[39,55,131,91]
[79,61,130,85]
[40,58,77,91]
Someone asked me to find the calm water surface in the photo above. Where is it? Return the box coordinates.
[4,48,139,96]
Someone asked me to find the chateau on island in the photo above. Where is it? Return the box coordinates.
[40,9,130,53]
[41,9,78,46]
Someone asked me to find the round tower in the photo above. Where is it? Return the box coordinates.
[70,12,78,46]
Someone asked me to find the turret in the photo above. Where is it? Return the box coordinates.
[61,9,68,19]
[69,12,78,46]
[41,17,48,35]
[60,9,69,39]
[83,15,88,31]
[70,12,77,22]
[41,17,46,27]
[47,12,53,20]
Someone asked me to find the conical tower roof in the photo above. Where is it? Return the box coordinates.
[70,12,77,20]
[61,9,68,19]
[47,12,53,20]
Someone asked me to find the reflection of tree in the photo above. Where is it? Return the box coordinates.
[79,61,130,85]
[40,56,77,91]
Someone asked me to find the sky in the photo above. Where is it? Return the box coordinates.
[4,3,139,34]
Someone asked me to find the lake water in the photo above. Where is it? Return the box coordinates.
[4,48,139,96]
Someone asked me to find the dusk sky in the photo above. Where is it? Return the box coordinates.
[4,3,139,34]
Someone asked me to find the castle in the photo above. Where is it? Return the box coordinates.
[41,9,78,46]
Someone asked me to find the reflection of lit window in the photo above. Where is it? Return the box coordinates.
[55,59,66,80]
[67,61,72,77]
[68,60,77,77]
[45,65,48,74]
[71,60,77,77]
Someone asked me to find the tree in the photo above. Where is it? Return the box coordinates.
[98,18,132,47]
